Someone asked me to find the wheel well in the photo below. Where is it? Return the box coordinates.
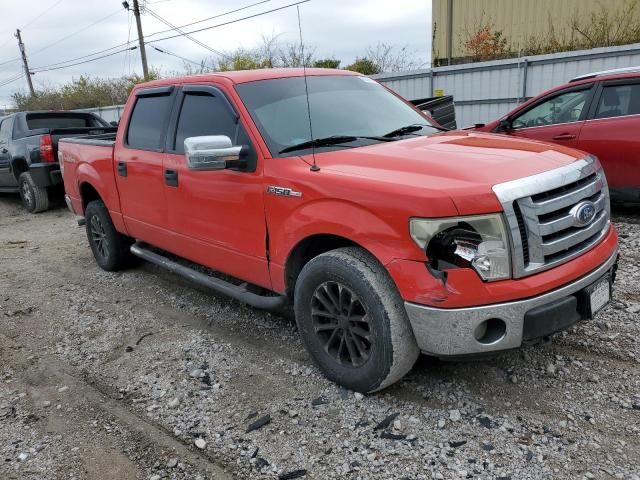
[285,234,360,296]
[79,183,102,211]
[11,158,28,181]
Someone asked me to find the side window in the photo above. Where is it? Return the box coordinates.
[594,84,640,120]
[126,94,172,150]
[512,89,589,129]
[0,118,12,145]
[173,92,238,154]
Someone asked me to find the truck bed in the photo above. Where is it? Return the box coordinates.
[59,131,116,147]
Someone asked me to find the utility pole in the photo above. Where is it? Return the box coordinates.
[131,0,149,78]
[15,29,35,96]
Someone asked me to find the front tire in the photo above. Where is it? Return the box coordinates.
[85,200,134,271]
[294,247,419,393]
[18,172,49,213]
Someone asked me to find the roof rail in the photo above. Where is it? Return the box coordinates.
[570,66,640,82]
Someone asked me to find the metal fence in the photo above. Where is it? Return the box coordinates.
[373,43,640,128]
[73,104,125,123]
[77,43,640,129]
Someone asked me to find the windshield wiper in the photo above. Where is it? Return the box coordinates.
[279,135,392,154]
[383,123,449,138]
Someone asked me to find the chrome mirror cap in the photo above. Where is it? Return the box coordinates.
[184,135,242,171]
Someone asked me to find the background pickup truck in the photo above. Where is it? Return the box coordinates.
[60,69,618,393]
[0,111,115,212]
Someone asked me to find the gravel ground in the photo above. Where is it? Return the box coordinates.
[0,194,639,480]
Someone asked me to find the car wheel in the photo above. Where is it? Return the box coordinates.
[85,200,135,271]
[294,247,419,393]
[18,172,49,213]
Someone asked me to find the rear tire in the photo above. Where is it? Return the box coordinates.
[18,172,49,213]
[85,200,135,271]
[294,247,419,393]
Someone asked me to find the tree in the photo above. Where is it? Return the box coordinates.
[365,42,424,72]
[463,25,508,61]
[313,58,341,68]
[11,71,160,111]
[345,58,381,75]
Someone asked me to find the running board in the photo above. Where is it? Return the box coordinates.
[130,243,286,311]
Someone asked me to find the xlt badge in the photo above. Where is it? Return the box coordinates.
[267,186,302,197]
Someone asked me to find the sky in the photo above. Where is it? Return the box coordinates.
[0,0,432,108]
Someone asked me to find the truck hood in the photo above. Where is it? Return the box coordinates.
[310,131,585,215]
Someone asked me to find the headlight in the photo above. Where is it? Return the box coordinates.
[410,214,511,281]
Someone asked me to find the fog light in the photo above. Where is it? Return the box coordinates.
[474,318,507,345]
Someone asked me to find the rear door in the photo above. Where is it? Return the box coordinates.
[577,78,640,191]
[505,84,595,148]
[162,85,271,289]
[116,86,176,242]
[0,117,14,187]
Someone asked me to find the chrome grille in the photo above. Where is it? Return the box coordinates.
[493,156,610,278]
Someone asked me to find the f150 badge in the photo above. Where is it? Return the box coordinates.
[267,186,302,197]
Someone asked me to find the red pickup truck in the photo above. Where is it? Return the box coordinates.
[60,69,619,393]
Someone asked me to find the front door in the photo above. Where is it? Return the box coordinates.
[505,85,595,149]
[162,85,271,289]
[115,87,175,244]
[0,117,14,188]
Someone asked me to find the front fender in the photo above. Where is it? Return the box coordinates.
[268,198,421,292]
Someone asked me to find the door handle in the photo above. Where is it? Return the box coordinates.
[117,160,127,177]
[0,148,8,154]
[164,169,178,187]
[552,133,577,140]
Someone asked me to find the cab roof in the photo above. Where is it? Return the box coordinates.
[138,68,360,89]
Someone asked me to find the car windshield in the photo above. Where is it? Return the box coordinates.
[235,75,440,157]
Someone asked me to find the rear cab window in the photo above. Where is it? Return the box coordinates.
[126,92,173,150]
[25,113,107,129]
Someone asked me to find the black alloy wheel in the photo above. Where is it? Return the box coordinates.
[311,281,373,368]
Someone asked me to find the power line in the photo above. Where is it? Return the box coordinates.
[29,41,132,71]
[29,8,124,58]
[122,10,134,76]
[150,45,204,67]
[0,7,125,68]
[145,7,226,57]
[32,46,137,73]
[21,0,66,30]
[146,0,311,45]
[145,0,273,38]
[16,0,311,75]
[0,73,25,89]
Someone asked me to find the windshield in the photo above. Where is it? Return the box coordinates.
[236,75,439,157]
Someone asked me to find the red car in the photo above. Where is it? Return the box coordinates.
[475,67,640,203]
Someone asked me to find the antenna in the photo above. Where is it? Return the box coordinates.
[297,5,319,172]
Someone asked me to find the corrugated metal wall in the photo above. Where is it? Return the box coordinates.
[374,43,640,128]
[73,104,125,123]
[432,0,634,63]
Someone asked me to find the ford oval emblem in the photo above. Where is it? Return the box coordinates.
[570,201,597,227]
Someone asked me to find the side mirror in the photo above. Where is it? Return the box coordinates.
[184,135,245,171]
[110,121,119,127]
[497,118,512,132]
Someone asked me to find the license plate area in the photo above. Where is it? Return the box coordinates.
[580,274,611,318]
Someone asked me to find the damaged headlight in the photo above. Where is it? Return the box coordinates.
[410,214,511,281]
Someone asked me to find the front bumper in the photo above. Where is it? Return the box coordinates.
[405,249,618,357]
[30,162,62,187]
